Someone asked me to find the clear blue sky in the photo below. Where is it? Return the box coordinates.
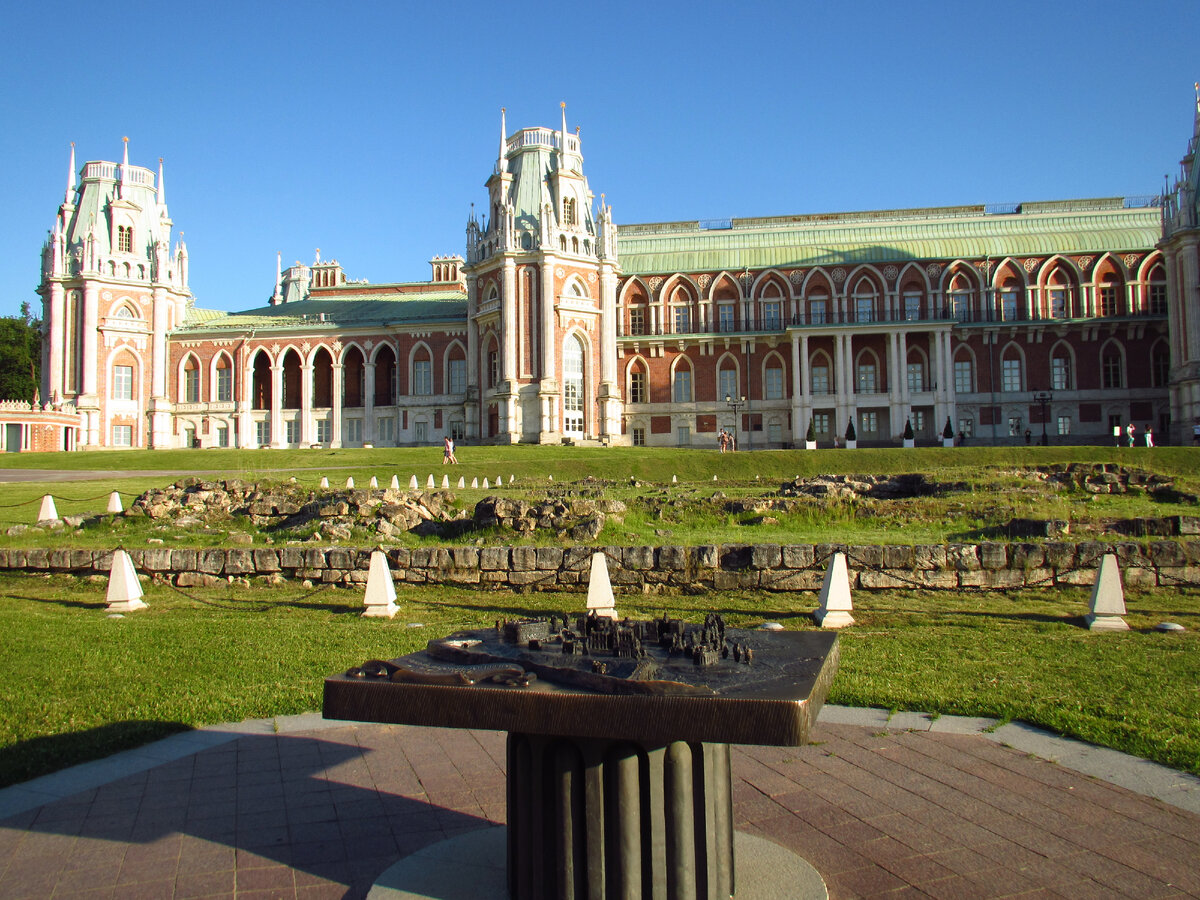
[3,0,1197,319]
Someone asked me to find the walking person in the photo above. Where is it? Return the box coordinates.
[443,435,458,465]
[1144,425,1154,448]
[1126,422,1137,447]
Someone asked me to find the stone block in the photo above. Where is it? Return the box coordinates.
[387,548,412,569]
[847,545,883,569]
[481,571,509,584]
[1074,541,1110,569]
[509,571,550,586]
[781,544,815,569]
[280,547,305,568]
[139,547,174,572]
[25,550,49,569]
[978,542,1007,570]
[93,550,113,572]
[511,547,537,571]
[535,547,563,570]
[0,549,9,568]
[169,548,196,572]
[719,545,752,570]
[623,546,655,570]
[1057,568,1094,586]
[658,546,687,570]
[196,549,225,575]
[1009,543,1045,570]
[304,548,327,569]
[1158,566,1200,587]
[1148,540,1185,567]
[911,545,947,570]
[750,544,782,569]
[714,570,759,590]
[946,544,980,571]
[959,569,1026,589]
[1021,568,1055,587]
[225,549,254,575]
[760,570,823,591]
[445,569,481,585]
[1041,542,1077,569]
[253,548,281,572]
[450,547,480,569]
[480,547,509,570]
[858,569,914,589]
[694,545,718,568]
[562,546,593,570]
[176,571,224,588]
[49,549,73,570]
[903,570,959,589]
[881,545,913,569]
[327,548,355,570]
[1123,566,1158,589]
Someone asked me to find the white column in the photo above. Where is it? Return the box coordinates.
[300,363,313,445]
[888,331,903,438]
[81,283,98,397]
[364,362,376,444]
[270,364,284,447]
[503,259,518,383]
[331,363,343,448]
[47,283,64,399]
[598,264,620,438]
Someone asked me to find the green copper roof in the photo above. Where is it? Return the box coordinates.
[176,289,466,334]
[616,201,1162,275]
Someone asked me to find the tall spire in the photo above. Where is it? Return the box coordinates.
[157,157,166,207]
[65,142,76,206]
[119,137,129,199]
[560,102,567,159]
[497,107,508,175]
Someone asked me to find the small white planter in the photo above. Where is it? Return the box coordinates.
[805,440,817,450]
[942,437,955,448]
[903,438,915,448]
[844,439,857,449]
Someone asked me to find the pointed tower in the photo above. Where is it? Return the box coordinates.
[1162,83,1200,443]
[37,141,192,449]
[463,105,622,445]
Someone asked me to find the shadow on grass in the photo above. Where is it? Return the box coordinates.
[419,597,820,624]
[2,592,106,610]
[0,719,193,790]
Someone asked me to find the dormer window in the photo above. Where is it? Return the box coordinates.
[117,225,133,254]
[563,197,577,226]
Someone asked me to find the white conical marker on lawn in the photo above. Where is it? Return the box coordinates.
[361,549,398,618]
[346,477,355,489]
[1085,553,1129,632]
[427,475,435,489]
[483,478,490,489]
[458,477,465,489]
[106,549,148,612]
[471,477,479,488]
[442,475,449,489]
[586,552,618,620]
[390,475,400,490]
[814,552,855,628]
[409,475,418,489]
[671,475,678,484]
[369,476,378,489]
[319,476,329,489]
[37,494,58,522]
[107,491,123,514]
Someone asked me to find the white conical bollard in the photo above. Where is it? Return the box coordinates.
[427,475,435,489]
[346,477,355,489]
[483,478,490,489]
[549,475,553,481]
[409,475,419,490]
[361,549,398,618]
[495,474,502,487]
[713,475,718,482]
[509,475,515,484]
[1085,553,1129,631]
[671,475,678,484]
[586,552,618,620]
[319,476,329,489]
[457,476,465,489]
[471,477,479,488]
[37,495,58,522]
[814,552,855,628]
[106,491,123,514]
[369,476,379,489]
[390,475,400,490]
[106,549,148,612]
[442,475,449,489]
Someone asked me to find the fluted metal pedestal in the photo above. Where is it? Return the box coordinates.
[508,734,734,900]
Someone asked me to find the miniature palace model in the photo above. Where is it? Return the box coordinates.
[14,92,1200,452]
[323,612,840,899]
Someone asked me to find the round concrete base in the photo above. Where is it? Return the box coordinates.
[368,825,827,900]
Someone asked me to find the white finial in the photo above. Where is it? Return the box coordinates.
[157,157,166,206]
[65,142,76,206]
[119,137,129,199]
[498,107,508,174]
[560,101,567,154]
[315,247,321,264]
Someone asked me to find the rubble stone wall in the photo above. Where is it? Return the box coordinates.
[1,540,1198,591]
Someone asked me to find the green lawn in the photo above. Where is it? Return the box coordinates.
[0,574,1196,789]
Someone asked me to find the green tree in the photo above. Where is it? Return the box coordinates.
[0,303,42,402]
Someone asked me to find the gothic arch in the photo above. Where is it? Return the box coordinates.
[939,260,984,293]
[801,268,835,296]
[845,264,886,294]
[106,345,143,400]
[760,351,787,400]
[715,351,741,401]
[897,262,931,292]
[809,349,836,394]
[618,276,651,305]
[1098,338,1126,388]
[1048,339,1076,390]
[563,274,590,298]
[660,275,699,304]
[443,340,467,391]
[999,340,1027,392]
[952,344,978,393]
[751,269,790,298]
[994,258,1028,289]
[1093,251,1131,281]
[209,351,235,403]
[310,346,334,408]
[1136,250,1165,283]
[710,272,743,302]
[337,340,367,366]
[669,353,694,402]
[248,348,272,411]
[177,351,202,403]
[853,347,883,392]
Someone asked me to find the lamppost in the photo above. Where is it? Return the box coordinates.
[1034,390,1052,447]
[725,394,746,450]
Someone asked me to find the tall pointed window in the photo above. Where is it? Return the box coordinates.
[117,226,133,254]
[563,197,577,226]
[563,336,584,435]
[215,358,233,402]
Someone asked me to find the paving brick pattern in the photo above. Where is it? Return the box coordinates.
[0,721,1196,899]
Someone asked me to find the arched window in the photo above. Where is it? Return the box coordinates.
[672,359,693,403]
[117,225,132,254]
[251,351,271,410]
[855,350,879,394]
[906,350,927,392]
[853,280,876,323]
[1151,342,1170,387]
[953,353,974,393]
[763,357,785,400]
[1098,273,1122,317]
[1148,265,1167,314]
[215,355,233,402]
[1101,344,1124,389]
[1001,350,1024,392]
[563,335,585,435]
[948,273,972,322]
[181,356,200,403]
[113,305,134,319]
[412,346,432,396]
[563,197,576,226]
[627,360,648,404]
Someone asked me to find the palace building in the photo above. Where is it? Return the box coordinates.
[14,95,1200,452]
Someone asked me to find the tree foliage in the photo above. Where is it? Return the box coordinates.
[0,303,42,402]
